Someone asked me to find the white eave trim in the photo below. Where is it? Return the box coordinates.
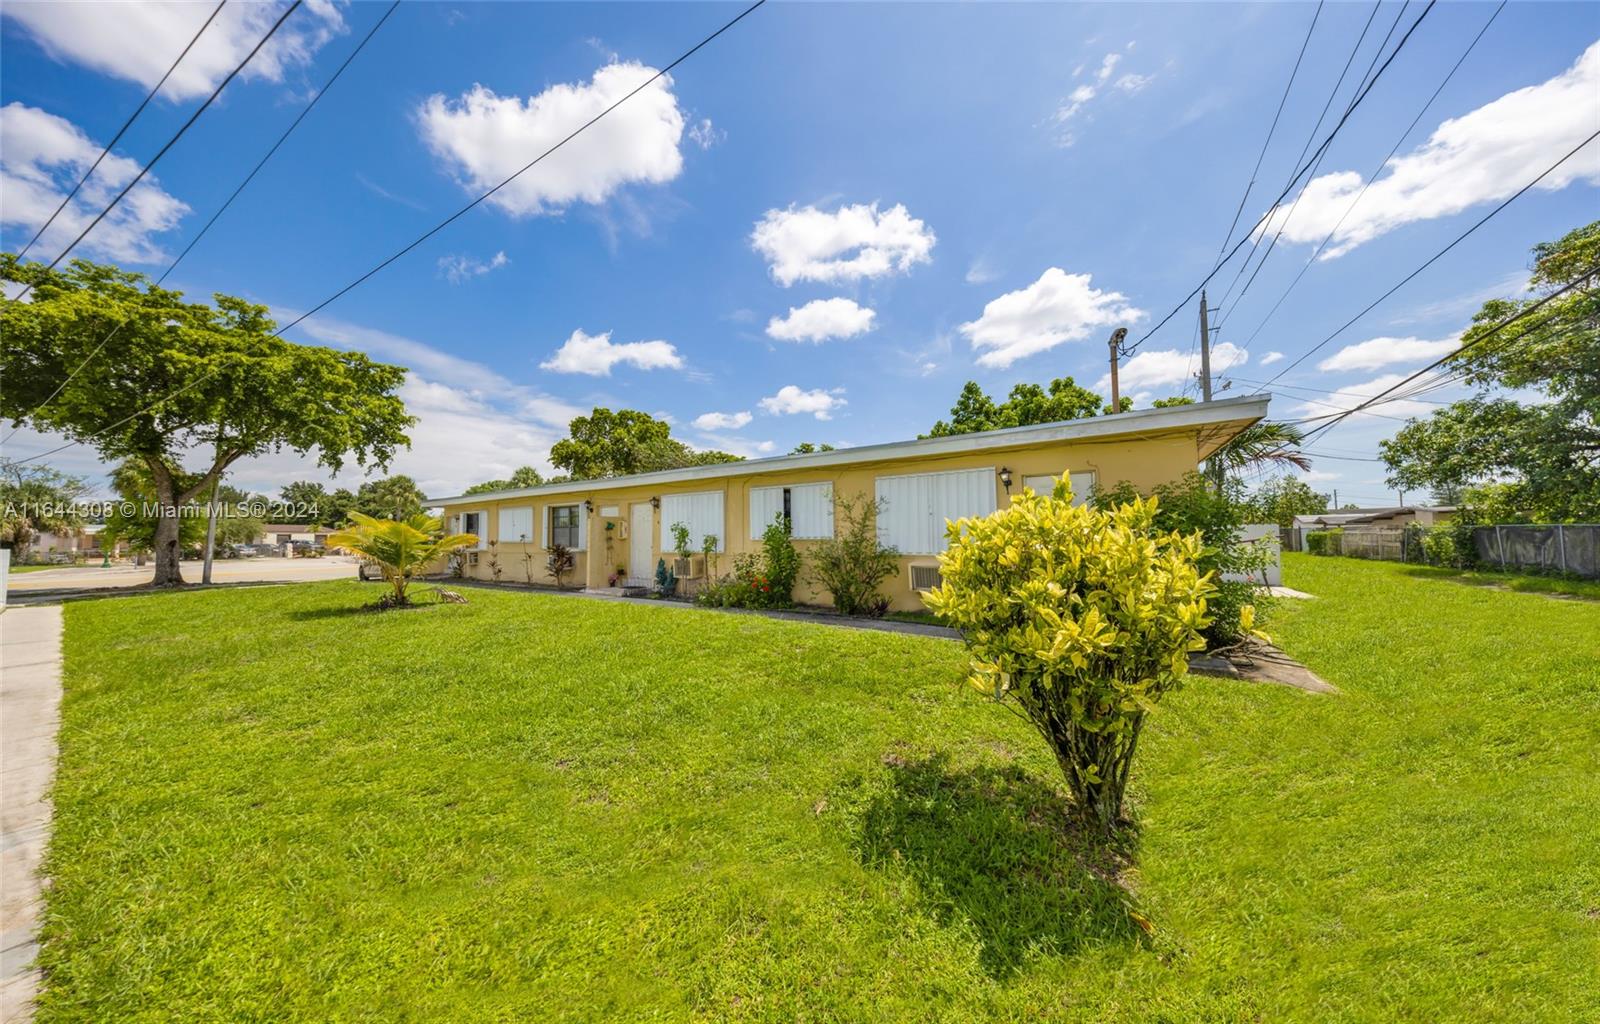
[426,394,1272,506]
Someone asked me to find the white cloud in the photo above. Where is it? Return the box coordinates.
[1095,342,1247,395]
[750,202,935,286]
[1,103,189,264]
[1290,373,1439,422]
[290,313,583,429]
[1259,40,1600,258]
[1053,46,1154,145]
[965,256,1000,284]
[961,267,1144,369]
[694,433,775,458]
[417,62,686,217]
[765,297,876,343]
[24,314,587,498]
[1318,336,1459,373]
[1,0,347,101]
[687,117,721,150]
[1259,350,1285,366]
[759,385,846,420]
[437,250,509,284]
[539,328,683,376]
[692,410,752,431]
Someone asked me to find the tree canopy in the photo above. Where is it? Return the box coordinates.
[922,377,1112,437]
[463,465,545,494]
[549,408,740,480]
[1380,222,1598,521]
[0,255,414,582]
[0,458,90,561]
[1245,474,1329,528]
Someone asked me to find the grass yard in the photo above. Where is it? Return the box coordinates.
[39,555,1599,1022]
[1392,561,1600,601]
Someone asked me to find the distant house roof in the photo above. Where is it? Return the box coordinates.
[260,523,334,535]
[1294,506,1456,527]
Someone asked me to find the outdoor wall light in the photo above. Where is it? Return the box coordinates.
[583,499,594,514]
[650,496,660,510]
[998,467,1013,491]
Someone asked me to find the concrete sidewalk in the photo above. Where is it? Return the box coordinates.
[1,606,63,1023]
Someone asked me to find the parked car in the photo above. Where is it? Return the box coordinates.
[357,559,382,581]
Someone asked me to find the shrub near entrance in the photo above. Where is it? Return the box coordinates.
[925,476,1224,833]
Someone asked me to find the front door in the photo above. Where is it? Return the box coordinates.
[630,503,654,585]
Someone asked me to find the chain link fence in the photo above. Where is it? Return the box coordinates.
[1298,522,1599,578]
[1474,524,1598,577]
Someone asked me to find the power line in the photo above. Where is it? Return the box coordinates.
[1248,127,1599,392]
[1121,0,1437,356]
[1297,268,1595,442]
[1215,0,1386,320]
[5,0,768,469]
[11,1,304,303]
[1234,1,1506,356]
[1207,1,1324,270]
[0,1,401,447]
[14,2,227,260]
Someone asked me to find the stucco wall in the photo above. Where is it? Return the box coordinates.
[438,431,1204,611]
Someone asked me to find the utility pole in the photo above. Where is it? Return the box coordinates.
[1332,488,1338,509]
[1106,327,1127,412]
[1198,290,1214,401]
[201,474,220,585]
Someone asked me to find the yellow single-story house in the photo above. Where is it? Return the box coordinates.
[426,394,1270,611]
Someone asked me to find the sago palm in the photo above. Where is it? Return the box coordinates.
[328,511,477,606]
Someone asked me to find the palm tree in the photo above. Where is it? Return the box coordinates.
[328,512,477,607]
[1209,421,1312,481]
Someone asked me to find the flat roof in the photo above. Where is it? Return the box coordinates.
[427,393,1272,505]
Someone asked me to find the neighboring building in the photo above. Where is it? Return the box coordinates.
[427,395,1270,612]
[17,524,125,562]
[255,524,336,548]
[1287,506,1456,552]
[1292,506,1456,530]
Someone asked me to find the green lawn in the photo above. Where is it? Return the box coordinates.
[40,555,1598,1021]
[8,562,66,573]
[1390,561,1600,600]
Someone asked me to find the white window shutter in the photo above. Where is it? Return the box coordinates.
[789,483,833,539]
[876,468,995,555]
[576,507,588,551]
[540,505,549,549]
[1069,471,1097,507]
[749,487,783,540]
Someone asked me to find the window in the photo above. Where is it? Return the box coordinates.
[659,491,725,552]
[460,511,487,550]
[749,483,833,540]
[1021,471,1096,507]
[549,505,580,549]
[498,506,534,544]
[875,467,996,555]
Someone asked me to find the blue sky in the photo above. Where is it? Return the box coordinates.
[2,1,1597,505]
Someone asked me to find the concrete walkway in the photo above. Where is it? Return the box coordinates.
[1,606,63,1023]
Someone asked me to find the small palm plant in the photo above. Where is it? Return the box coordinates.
[328,511,478,607]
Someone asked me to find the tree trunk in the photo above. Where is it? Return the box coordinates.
[148,461,185,586]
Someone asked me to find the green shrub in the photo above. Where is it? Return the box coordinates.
[695,516,797,610]
[1095,472,1269,647]
[546,543,575,588]
[1305,529,1342,556]
[808,492,900,615]
[653,556,676,597]
[925,474,1230,833]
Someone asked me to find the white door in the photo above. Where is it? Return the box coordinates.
[630,503,654,582]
